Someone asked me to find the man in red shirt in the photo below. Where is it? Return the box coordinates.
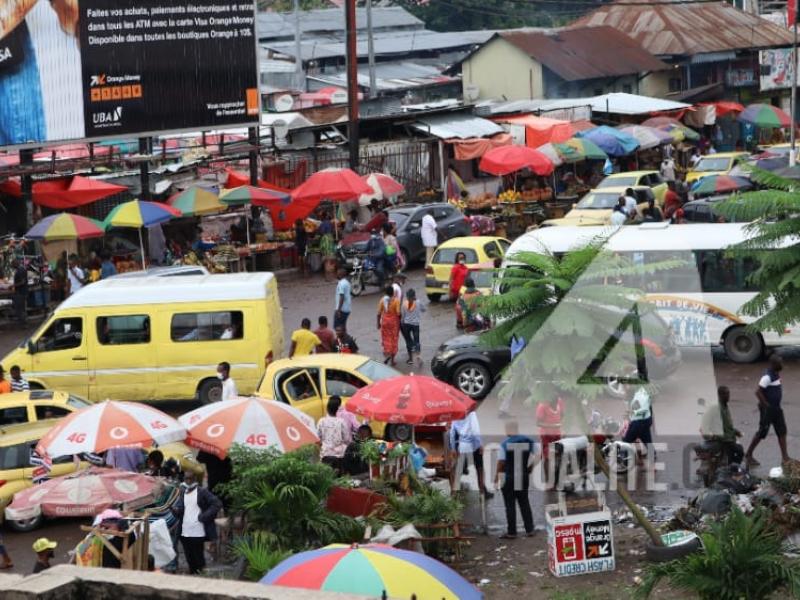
[663,182,682,221]
[314,316,336,353]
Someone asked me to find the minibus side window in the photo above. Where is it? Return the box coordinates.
[170,311,244,342]
[97,315,151,345]
[36,318,83,352]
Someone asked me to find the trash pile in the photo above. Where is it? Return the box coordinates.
[666,459,800,537]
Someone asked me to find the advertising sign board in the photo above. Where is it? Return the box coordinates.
[759,48,797,91]
[547,506,615,577]
[0,0,259,148]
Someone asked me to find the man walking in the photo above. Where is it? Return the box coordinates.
[314,316,335,353]
[217,362,238,401]
[745,355,791,466]
[334,326,359,354]
[11,259,27,325]
[494,421,537,539]
[334,269,352,329]
[421,211,438,266]
[449,411,493,498]
[172,471,222,575]
[289,318,321,358]
[67,254,85,296]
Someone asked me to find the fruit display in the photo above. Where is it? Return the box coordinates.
[448,196,467,211]
[498,189,521,203]
[520,187,554,202]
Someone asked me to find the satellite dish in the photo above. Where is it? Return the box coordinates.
[464,84,480,102]
[330,89,348,104]
[272,119,289,139]
[274,94,294,112]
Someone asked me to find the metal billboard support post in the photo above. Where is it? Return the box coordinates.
[345,0,360,170]
[138,138,151,201]
[791,21,798,167]
[19,149,33,233]
[248,127,259,186]
[366,0,377,99]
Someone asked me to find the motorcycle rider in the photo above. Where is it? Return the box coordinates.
[365,229,386,285]
[700,386,743,465]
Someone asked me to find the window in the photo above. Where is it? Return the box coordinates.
[498,239,511,253]
[0,407,28,426]
[355,359,399,382]
[325,369,366,397]
[97,315,150,345]
[171,311,243,342]
[36,318,82,352]
[433,206,453,221]
[0,442,32,469]
[283,370,320,403]
[636,251,703,293]
[698,251,759,293]
[622,84,632,94]
[432,248,479,264]
[35,405,71,420]
[67,395,91,410]
[483,242,502,260]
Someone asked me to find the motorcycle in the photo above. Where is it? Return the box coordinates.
[347,253,387,297]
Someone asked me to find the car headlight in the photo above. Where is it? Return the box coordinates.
[437,349,457,361]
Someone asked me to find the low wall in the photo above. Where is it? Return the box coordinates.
[0,565,368,600]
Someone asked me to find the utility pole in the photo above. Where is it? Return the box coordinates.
[345,0,359,169]
[138,137,151,201]
[366,0,377,99]
[18,149,33,234]
[293,0,304,92]
[791,17,798,167]
[248,127,259,185]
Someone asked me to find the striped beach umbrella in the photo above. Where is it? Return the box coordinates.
[219,185,291,207]
[26,213,105,241]
[691,174,753,196]
[104,200,182,269]
[261,543,482,599]
[738,103,791,128]
[167,186,225,216]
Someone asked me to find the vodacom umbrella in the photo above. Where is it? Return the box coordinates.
[178,397,319,458]
[36,400,185,458]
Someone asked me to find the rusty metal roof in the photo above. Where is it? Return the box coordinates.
[570,0,794,57]
[498,27,668,82]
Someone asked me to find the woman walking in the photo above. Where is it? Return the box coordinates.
[401,288,424,366]
[383,222,404,273]
[449,251,469,301]
[377,285,401,365]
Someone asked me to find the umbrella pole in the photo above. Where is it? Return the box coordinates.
[138,228,146,271]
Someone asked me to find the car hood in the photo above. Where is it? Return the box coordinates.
[544,210,610,227]
[440,334,485,351]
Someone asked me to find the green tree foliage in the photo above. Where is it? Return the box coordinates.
[232,531,292,581]
[716,167,800,334]
[400,0,587,31]
[636,507,800,599]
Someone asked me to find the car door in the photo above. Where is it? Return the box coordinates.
[29,316,89,398]
[91,314,155,401]
[402,209,430,262]
[279,369,324,422]
[434,205,463,241]
[482,241,504,262]
[647,173,668,203]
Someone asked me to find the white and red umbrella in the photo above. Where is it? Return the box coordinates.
[4,468,162,521]
[345,374,476,425]
[178,397,319,459]
[360,173,405,204]
[36,401,185,458]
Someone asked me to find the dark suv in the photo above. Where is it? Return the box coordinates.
[337,203,471,266]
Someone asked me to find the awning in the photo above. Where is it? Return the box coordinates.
[410,113,504,139]
[493,115,574,148]
[448,133,513,160]
[0,175,127,209]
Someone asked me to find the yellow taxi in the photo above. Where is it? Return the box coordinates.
[686,151,749,183]
[594,170,668,202]
[255,354,407,440]
[0,390,92,425]
[424,236,510,301]
[543,186,657,227]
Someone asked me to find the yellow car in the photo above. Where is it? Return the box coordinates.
[0,390,93,426]
[255,353,407,440]
[425,236,510,301]
[543,186,657,227]
[594,170,668,203]
[686,151,749,183]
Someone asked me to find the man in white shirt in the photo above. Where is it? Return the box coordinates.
[66,254,85,296]
[173,470,222,574]
[421,212,438,266]
[217,362,238,401]
[690,150,702,167]
[610,198,627,226]
[623,188,638,217]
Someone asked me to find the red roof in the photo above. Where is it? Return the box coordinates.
[497,26,667,82]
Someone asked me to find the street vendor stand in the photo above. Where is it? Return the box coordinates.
[79,518,151,570]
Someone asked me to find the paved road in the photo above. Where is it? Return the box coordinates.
[0,266,798,569]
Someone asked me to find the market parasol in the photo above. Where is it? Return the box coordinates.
[291,168,374,203]
[560,137,608,161]
[729,153,788,177]
[219,185,291,207]
[36,400,185,458]
[25,213,105,241]
[617,125,672,150]
[178,396,319,459]
[0,175,128,210]
[167,186,226,216]
[773,165,800,180]
[576,126,639,157]
[691,174,753,196]
[4,468,162,522]
[103,200,182,269]
[345,374,476,425]
[260,543,482,600]
[360,173,405,204]
[738,103,791,128]
[478,145,554,176]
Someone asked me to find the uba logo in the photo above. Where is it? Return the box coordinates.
[93,106,123,125]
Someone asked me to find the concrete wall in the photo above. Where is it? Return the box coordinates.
[542,70,642,98]
[0,564,369,600]
[640,70,681,98]
[462,37,543,101]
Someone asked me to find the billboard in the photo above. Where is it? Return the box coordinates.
[759,47,797,91]
[0,0,259,148]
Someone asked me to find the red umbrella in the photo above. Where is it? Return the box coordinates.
[0,176,127,209]
[345,374,476,425]
[479,145,554,176]
[361,173,405,201]
[291,168,374,203]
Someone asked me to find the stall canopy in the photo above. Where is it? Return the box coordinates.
[0,175,127,209]
[449,133,512,160]
[493,114,573,149]
[410,113,504,140]
[577,125,640,156]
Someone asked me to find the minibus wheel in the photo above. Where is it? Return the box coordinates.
[198,379,223,404]
[723,327,763,363]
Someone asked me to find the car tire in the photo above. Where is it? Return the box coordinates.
[427,293,442,302]
[351,274,364,297]
[453,362,492,399]
[386,423,412,442]
[723,327,763,363]
[8,514,43,533]
[645,536,702,563]
[198,378,223,404]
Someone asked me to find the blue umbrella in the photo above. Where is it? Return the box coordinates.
[577,125,640,157]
